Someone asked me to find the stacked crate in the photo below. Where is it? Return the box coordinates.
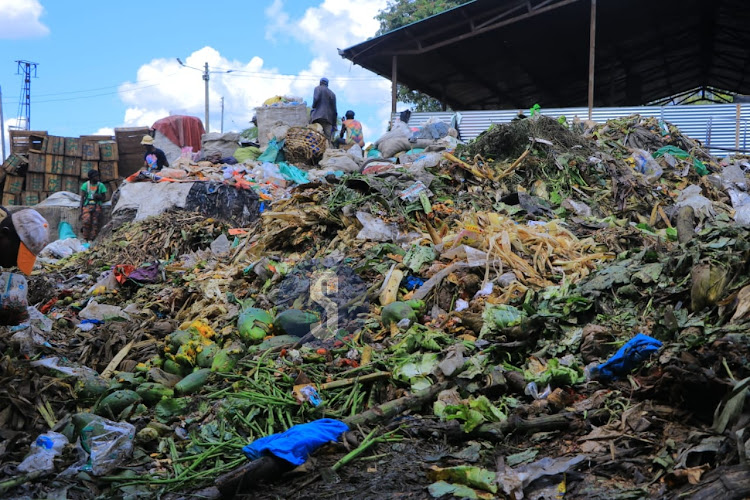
[3,130,122,205]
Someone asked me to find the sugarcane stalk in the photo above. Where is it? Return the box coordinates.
[318,371,391,390]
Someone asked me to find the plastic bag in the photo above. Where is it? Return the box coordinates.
[278,162,310,184]
[17,432,69,474]
[40,238,86,260]
[348,143,363,159]
[0,272,29,326]
[23,306,53,332]
[355,212,399,242]
[410,152,444,170]
[159,168,189,179]
[86,270,119,295]
[79,300,131,321]
[68,415,136,476]
[258,138,285,163]
[630,149,663,182]
[31,357,98,378]
[254,162,286,187]
[210,234,231,256]
[674,184,715,219]
[58,221,77,240]
[319,151,360,173]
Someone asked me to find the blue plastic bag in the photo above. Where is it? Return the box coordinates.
[590,333,662,382]
[278,162,309,185]
[258,138,285,163]
[242,418,348,465]
[58,221,76,240]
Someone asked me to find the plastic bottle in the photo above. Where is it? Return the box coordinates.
[16,432,69,474]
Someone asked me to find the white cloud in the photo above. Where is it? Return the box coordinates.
[115,1,394,144]
[0,0,49,39]
[118,47,299,133]
[92,127,114,137]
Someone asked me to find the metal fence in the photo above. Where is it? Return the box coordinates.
[395,104,750,156]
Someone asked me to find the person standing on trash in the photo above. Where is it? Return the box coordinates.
[310,77,337,143]
[79,170,107,242]
[334,110,364,149]
[141,135,169,171]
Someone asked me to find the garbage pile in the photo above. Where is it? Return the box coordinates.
[3,113,750,499]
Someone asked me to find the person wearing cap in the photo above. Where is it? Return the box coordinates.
[0,207,49,275]
[79,169,107,242]
[141,134,169,171]
[334,110,364,149]
[310,77,337,142]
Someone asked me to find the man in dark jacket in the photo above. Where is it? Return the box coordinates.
[310,77,337,142]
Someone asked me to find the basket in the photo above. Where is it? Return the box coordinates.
[284,127,328,164]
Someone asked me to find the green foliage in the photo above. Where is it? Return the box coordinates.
[375,0,472,112]
[375,0,472,35]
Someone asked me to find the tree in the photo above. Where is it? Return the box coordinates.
[375,0,472,112]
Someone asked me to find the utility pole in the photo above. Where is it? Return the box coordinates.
[0,85,5,161]
[203,62,209,133]
[15,60,38,130]
[177,58,233,134]
[220,97,224,134]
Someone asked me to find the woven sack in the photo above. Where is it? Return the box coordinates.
[284,127,328,164]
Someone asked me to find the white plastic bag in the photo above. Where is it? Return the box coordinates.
[31,357,98,378]
[409,152,444,170]
[40,238,86,259]
[0,272,29,325]
[631,149,663,182]
[674,184,715,219]
[319,151,360,173]
[67,416,135,476]
[79,300,131,321]
[355,212,399,242]
[17,432,69,475]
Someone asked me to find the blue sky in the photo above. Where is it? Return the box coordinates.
[0,0,396,156]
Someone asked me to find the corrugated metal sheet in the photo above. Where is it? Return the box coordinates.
[395,104,750,156]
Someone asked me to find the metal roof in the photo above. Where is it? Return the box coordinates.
[340,0,750,110]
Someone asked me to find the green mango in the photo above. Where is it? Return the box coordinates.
[95,390,141,418]
[175,369,212,395]
[196,343,220,368]
[273,309,320,337]
[238,307,274,344]
[381,301,417,327]
[136,382,174,406]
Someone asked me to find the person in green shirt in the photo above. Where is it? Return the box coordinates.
[80,169,107,241]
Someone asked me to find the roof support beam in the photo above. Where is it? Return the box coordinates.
[388,0,582,56]
[587,0,596,118]
[391,56,398,113]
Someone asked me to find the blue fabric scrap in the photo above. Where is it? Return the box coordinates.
[242,418,348,465]
[403,275,425,291]
[591,333,662,382]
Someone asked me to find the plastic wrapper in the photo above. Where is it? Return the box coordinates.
[0,272,29,326]
[630,149,663,182]
[66,416,135,476]
[17,432,69,474]
[31,357,98,379]
[79,300,131,322]
[674,184,716,219]
[39,238,86,260]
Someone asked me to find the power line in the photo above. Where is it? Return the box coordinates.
[32,74,178,97]
[222,70,385,81]
[1,74,181,105]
